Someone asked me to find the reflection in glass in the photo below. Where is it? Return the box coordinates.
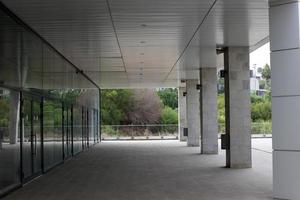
[73,105,82,154]
[22,96,42,181]
[22,99,32,180]
[0,4,100,196]
[63,105,72,159]
[43,99,63,171]
[0,89,21,195]
[32,100,42,174]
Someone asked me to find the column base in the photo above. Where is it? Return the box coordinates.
[274,150,300,200]
[201,151,218,155]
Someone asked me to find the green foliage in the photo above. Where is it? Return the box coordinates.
[100,87,271,128]
[157,88,178,109]
[62,89,83,105]
[261,64,271,91]
[49,89,83,105]
[250,92,272,122]
[261,64,271,80]
[251,122,272,134]
[251,101,272,122]
[0,98,9,127]
[101,89,133,125]
[160,106,178,124]
[43,101,62,126]
[251,92,264,103]
[217,92,272,124]
[217,94,225,124]
[101,89,178,125]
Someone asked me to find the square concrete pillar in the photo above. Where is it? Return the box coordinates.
[270,1,300,199]
[178,87,187,142]
[186,79,200,147]
[200,68,218,154]
[224,47,251,168]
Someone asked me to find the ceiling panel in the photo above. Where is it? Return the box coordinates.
[1,0,269,88]
[173,0,269,82]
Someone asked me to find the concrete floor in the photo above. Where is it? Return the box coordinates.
[3,139,273,200]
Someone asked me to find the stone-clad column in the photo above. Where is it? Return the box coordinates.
[186,80,200,147]
[269,1,300,199]
[224,47,251,168]
[178,87,187,142]
[200,68,218,154]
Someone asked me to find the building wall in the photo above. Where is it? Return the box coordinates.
[0,6,100,198]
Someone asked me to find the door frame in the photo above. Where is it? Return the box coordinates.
[20,91,43,183]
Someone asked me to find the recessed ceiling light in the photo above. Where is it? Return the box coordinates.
[140,41,146,44]
[141,24,147,27]
[140,53,144,55]
[140,61,144,64]
[139,73,143,76]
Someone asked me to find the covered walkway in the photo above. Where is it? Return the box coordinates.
[3,139,272,200]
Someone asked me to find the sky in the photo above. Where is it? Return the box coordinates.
[250,42,270,71]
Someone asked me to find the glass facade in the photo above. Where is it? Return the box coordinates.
[43,99,63,171]
[0,4,100,197]
[21,95,43,181]
[63,104,72,159]
[73,105,83,155]
[0,89,21,197]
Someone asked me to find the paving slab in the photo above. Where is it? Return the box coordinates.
[3,139,273,200]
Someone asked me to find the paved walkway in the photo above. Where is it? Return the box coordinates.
[3,139,273,200]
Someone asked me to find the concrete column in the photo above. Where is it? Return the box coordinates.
[200,68,218,154]
[186,80,200,147]
[224,47,251,168]
[9,90,20,144]
[269,1,300,199]
[178,87,187,142]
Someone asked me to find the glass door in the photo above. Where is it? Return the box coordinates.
[32,100,42,174]
[82,107,87,149]
[63,105,72,159]
[21,95,42,181]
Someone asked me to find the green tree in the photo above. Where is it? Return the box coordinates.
[100,89,133,125]
[157,88,178,109]
[261,64,271,80]
[48,89,83,105]
[261,64,271,90]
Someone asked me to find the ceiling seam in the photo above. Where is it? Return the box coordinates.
[163,0,219,83]
[105,0,129,81]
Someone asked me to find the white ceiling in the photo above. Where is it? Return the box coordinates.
[1,0,269,88]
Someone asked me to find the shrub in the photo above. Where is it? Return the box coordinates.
[160,107,178,124]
